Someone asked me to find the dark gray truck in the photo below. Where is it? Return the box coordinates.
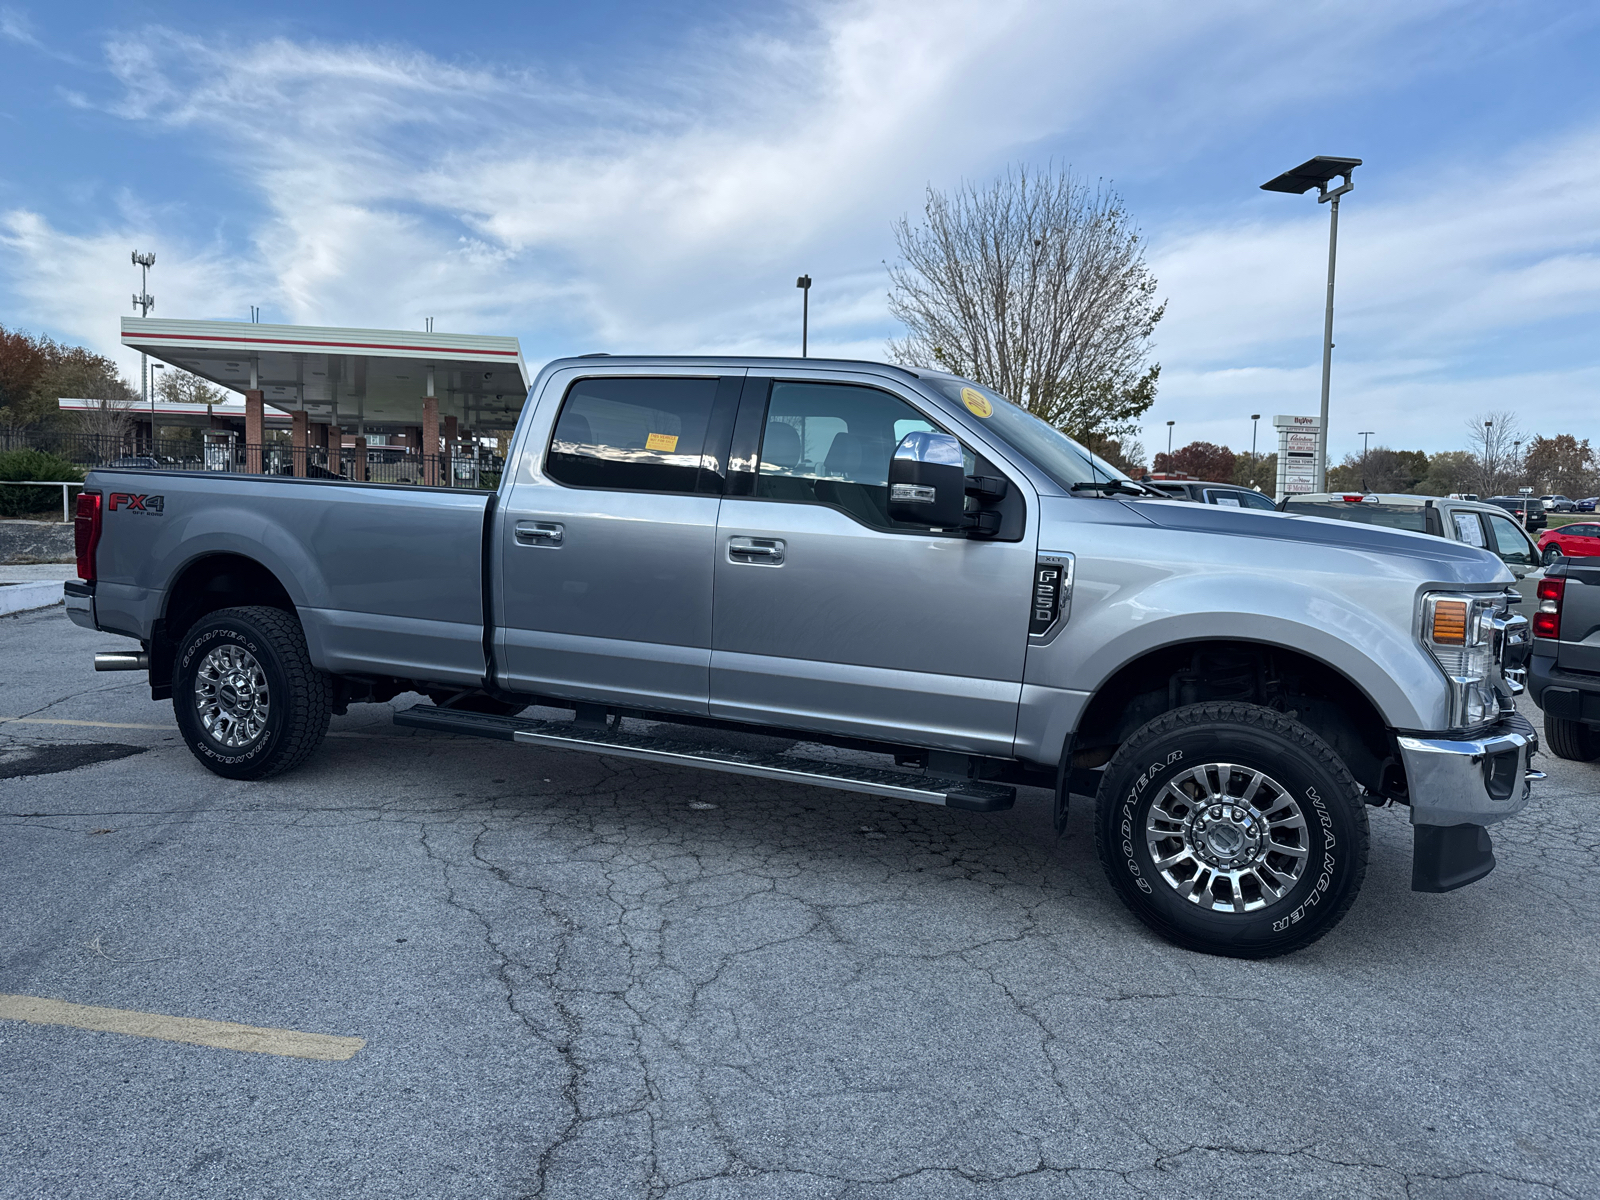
[1530,557,1600,760]
[65,355,1541,958]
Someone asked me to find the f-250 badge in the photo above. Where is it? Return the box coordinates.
[108,493,164,513]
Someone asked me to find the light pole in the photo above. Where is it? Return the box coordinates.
[1166,420,1175,456]
[131,249,156,418]
[796,275,812,357]
[1357,429,1374,491]
[1261,156,1361,493]
[1249,414,1261,488]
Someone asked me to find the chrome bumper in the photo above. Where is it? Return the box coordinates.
[1399,711,1539,827]
[64,580,95,631]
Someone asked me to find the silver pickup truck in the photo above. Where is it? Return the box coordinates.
[65,356,1540,958]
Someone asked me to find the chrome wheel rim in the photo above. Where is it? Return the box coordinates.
[194,645,270,748]
[1145,763,1309,913]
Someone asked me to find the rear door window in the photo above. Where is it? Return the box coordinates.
[1452,511,1487,547]
[547,377,719,493]
[1484,512,1535,568]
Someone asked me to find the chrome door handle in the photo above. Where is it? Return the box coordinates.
[515,520,565,546]
[728,536,785,566]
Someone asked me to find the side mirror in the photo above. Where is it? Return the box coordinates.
[888,431,965,528]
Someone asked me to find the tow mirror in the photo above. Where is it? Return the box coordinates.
[888,431,966,528]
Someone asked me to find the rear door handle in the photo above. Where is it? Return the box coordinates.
[728,536,785,566]
[515,520,565,546]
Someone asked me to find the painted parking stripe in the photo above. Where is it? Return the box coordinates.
[0,994,366,1061]
[0,717,171,730]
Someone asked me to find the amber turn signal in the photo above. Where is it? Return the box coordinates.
[1429,599,1468,645]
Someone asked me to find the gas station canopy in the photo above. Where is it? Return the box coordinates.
[120,318,531,431]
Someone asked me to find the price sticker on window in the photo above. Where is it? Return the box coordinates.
[960,387,993,418]
[645,433,679,452]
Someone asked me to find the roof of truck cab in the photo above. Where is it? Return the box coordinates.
[544,354,925,380]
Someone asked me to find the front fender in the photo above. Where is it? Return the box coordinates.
[1023,525,1458,737]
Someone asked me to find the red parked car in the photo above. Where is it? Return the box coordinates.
[1538,521,1600,564]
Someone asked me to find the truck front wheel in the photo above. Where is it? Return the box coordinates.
[172,606,333,780]
[1094,702,1369,959]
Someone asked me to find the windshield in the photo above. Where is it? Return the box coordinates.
[923,375,1131,491]
[1282,497,1429,532]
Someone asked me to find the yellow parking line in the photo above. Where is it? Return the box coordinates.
[0,994,365,1061]
[0,716,171,730]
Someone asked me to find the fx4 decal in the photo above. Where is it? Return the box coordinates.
[108,493,164,513]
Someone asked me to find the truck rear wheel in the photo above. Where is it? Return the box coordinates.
[1544,713,1598,761]
[172,606,333,780]
[1093,702,1369,959]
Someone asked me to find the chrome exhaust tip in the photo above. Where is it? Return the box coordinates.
[94,651,149,672]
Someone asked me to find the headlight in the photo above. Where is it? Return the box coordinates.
[1421,593,1501,729]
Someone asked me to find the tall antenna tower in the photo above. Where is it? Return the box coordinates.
[131,250,156,410]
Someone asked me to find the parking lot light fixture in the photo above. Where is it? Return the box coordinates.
[1166,420,1175,455]
[1261,155,1362,492]
[796,275,812,357]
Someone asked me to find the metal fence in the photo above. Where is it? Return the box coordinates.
[0,431,501,490]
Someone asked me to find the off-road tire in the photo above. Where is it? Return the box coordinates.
[1094,702,1369,959]
[1544,713,1599,762]
[173,606,333,780]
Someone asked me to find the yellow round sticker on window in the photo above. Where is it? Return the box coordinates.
[960,387,993,418]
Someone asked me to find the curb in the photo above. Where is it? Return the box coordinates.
[0,581,65,616]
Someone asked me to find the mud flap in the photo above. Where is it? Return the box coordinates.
[1412,823,1496,892]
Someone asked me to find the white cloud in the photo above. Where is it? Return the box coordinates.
[1145,123,1600,456]
[1,0,1594,460]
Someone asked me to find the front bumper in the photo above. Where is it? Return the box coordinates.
[1398,710,1538,828]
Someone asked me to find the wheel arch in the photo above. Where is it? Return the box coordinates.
[1071,637,1401,798]
[150,553,298,698]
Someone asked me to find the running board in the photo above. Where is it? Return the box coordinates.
[393,704,1016,812]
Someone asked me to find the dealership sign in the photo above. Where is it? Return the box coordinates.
[1273,414,1323,495]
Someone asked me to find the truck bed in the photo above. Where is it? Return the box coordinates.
[87,471,492,686]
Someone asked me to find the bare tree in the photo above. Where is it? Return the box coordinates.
[1465,411,1524,497]
[886,165,1163,443]
[74,390,138,447]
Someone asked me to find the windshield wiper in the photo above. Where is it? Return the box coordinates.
[1070,479,1158,497]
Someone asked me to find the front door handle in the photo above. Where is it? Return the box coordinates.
[515,520,565,546]
[728,536,785,566]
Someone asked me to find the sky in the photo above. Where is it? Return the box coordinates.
[1,0,1597,464]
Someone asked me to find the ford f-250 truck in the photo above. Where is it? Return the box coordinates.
[65,356,1541,958]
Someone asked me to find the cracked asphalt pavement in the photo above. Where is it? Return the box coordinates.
[3,603,1598,1199]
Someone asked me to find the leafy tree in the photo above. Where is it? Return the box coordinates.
[157,368,226,408]
[1232,451,1276,496]
[1326,447,1428,493]
[1152,440,1235,482]
[1523,434,1597,498]
[1416,449,1477,497]
[0,325,50,434]
[887,164,1163,447]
